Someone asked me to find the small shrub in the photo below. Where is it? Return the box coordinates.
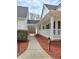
[17,30,28,41]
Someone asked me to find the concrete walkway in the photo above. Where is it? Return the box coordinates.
[18,35,53,59]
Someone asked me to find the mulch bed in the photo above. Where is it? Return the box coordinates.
[17,40,29,57]
[35,34,61,59]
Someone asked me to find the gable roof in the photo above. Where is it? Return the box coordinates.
[17,6,28,18]
[57,3,61,8]
[44,3,61,10]
[40,3,61,19]
[44,4,58,10]
[27,20,39,24]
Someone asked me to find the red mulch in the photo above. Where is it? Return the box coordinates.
[35,34,61,59]
[17,40,29,57]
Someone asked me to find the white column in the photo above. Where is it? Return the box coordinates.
[35,25,38,34]
[25,18,28,30]
[41,24,42,30]
[50,17,54,40]
[55,20,58,36]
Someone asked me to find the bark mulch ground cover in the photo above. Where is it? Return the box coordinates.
[17,40,29,57]
[35,34,61,59]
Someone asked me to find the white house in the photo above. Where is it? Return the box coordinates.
[17,4,61,40]
[36,4,61,40]
[17,6,29,30]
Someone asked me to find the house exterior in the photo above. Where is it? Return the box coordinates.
[17,6,29,30]
[29,13,40,20]
[36,4,61,40]
[17,4,61,40]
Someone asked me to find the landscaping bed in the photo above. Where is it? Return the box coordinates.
[17,30,29,56]
[17,41,29,56]
[35,34,61,59]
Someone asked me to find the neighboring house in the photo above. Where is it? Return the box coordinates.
[17,6,29,30]
[29,13,40,20]
[36,3,61,40]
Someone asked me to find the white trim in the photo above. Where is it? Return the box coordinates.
[35,25,38,34]
[50,17,54,40]
[38,29,61,39]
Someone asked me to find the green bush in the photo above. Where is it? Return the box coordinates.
[17,30,28,41]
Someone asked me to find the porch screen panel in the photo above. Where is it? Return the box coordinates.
[53,21,55,35]
[58,21,61,35]
[58,21,61,29]
[46,24,50,29]
[53,21,55,29]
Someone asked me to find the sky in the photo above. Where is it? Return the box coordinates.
[17,0,60,15]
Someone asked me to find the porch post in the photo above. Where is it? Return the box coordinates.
[35,25,38,34]
[41,24,42,30]
[56,20,58,36]
[50,17,54,40]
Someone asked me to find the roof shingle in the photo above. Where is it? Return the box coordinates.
[44,3,61,10]
[27,20,39,24]
[17,6,28,18]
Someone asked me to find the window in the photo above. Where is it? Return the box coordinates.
[39,26,41,30]
[43,26,44,29]
[58,21,61,29]
[46,24,50,29]
[53,21,55,29]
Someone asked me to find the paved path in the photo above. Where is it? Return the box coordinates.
[18,35,53,59]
